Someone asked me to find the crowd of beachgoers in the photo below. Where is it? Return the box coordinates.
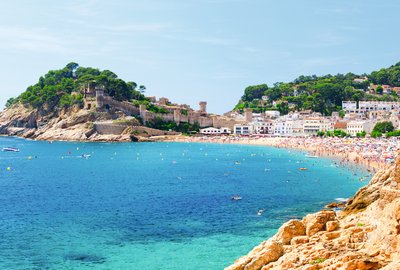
[172,135,400,172]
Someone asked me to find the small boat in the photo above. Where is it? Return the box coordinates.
[299,167,308,171]
[235,161,241,165]
[305,155,318,158]
[2,147,20,152]
[231,195,242,201]
[81,154,91,159]
[257,209,265,216]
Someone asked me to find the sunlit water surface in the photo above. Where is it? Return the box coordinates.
[0,137,368,269]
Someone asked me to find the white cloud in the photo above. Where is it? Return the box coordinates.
[0,26,71,54]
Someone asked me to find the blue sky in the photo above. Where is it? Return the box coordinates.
[0,0,399,113]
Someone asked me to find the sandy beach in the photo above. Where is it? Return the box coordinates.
[169,135,400,173]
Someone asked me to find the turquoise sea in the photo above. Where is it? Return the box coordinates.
[0,137,368,270]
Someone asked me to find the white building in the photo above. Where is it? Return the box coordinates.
[220,127,232,134]
[346,121,375,136]
[358,101,400,112]
[254,122,274,134]
[265,111,280,119]
[233,124,254,135]
[303,117,333,135]
[353,77,368,83]
[273,121,293,136]
[200,127,231,135]
[342,101,357,113]
[291,120,304,135]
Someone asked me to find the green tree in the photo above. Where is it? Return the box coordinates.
[356,131,366,138]
[376,85,383,94]
[276,102,289,115]
[5,97,17,108]
[371,130,382,138]
[242,84,269,102]
[373,121,394,133]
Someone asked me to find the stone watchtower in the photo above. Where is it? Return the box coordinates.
[199,101,207,113]
[95,85,105,108]
[245,108,253,123]
[83,83,105,110]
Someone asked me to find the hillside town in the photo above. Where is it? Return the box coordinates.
[198,100,400,137]
[83,83,400,138]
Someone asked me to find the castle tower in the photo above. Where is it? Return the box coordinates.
[245,108,253,123]
[139,104,147,121]
[199,101,207,113]
[174,109,181,124]
[96,89,104,108]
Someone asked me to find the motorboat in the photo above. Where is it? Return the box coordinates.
[257,209,265,216]
[305,154,318,158]
[299,167,308,171]
[2,147,20,152]
[231,195,242,201]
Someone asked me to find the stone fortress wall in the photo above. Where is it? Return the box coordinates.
[83,84,243,132]
[94,122,128,135]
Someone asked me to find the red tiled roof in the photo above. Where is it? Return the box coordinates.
[334,122,348,129]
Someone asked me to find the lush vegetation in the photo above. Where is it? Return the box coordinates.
[6,62,146,111]
[386,130,400,137]
[146,117,200,134]
[369,64,400,86]
[235,62,400,115]
[372,121,395,134]
[131,100,169,114]
[317,129,349,137]
[371,121,395,138]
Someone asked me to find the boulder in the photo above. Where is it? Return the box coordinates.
[303,211,336,236]
[244,241,284,270]
[325,202,346,209]
[226,241,284,270]
[326,220,339,232]
[273,219,306,245]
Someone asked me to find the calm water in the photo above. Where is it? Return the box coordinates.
[0,137,368,270]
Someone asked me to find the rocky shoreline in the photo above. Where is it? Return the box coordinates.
[0,104,179,143]
[225,157,400,270]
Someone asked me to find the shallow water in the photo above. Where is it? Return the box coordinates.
[0,137,368,270]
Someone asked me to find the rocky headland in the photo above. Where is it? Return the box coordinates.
[226,156,400,269]
[0,103,178,142]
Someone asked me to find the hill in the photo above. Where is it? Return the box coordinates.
[234,62,400,115]
[5,62,146,111]
[0,63,203,141]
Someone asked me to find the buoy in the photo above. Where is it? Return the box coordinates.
[7,167,11,171]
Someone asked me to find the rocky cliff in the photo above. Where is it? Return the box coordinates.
[226,156,400,270]
[0,104,139,142]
